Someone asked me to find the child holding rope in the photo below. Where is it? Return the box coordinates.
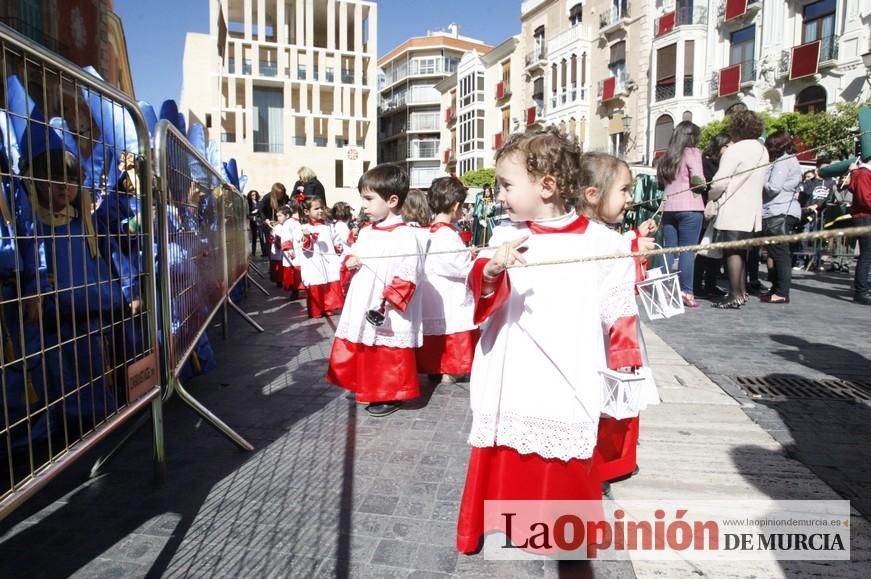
[326,164,425,417]
[456,128,642,554]
[299,197,344,317]
[575,152,659,491]
[416,176,479,384]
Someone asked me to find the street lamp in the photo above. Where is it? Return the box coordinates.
[862,51,871,89]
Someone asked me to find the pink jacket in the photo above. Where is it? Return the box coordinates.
[662,148,705,212]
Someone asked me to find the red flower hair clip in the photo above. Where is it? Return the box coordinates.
[295,194,306,203]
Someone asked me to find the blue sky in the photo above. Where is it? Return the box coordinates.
[115,0,520,108]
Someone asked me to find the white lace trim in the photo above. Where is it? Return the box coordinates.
[600,281,638,330]
[468,411,597,461]
[335,315,421,348]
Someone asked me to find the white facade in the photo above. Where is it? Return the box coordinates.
[181,0,378,205]
[377,26,491,188]
[648,0,871,158]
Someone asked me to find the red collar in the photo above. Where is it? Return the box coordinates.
[372,217,406,232]
[527,214,589,235]
[430,222,455,233]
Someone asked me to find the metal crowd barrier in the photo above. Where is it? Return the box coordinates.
[0,24,163,520]
[153,120,261,452]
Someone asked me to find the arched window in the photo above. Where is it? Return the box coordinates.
[654,114,674,157]
[726,102,747,116]
[795,85,826,114]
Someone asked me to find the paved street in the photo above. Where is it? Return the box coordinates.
[0,263,869,577]
[651,266,871,519]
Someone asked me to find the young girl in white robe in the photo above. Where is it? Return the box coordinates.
[456,129,643,555]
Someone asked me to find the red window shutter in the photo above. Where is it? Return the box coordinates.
[656,11,676,37]
[443,149,450,164]
[602,77,616,102]
[496,81,505,100]
[718,64,741,97]
[790,40,821,81]
[494,132,503,150]
[724,0,748,21]
[526,106,536,125]
[445,107,453,122]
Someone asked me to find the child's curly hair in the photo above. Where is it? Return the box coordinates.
[494,126,582,201]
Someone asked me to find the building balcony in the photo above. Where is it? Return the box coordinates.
[493,131,503,150]
[654,79,676,101]
[525,44,547,70]
[548,24,589,53]
[445,106,457,124]
[259,62,278,77]
[253,142,283,153]
[598,75,629,103]
[496,80,511,101]
[599,2,631,36]
[655,6,707,37]
[341,69,355,84]
[443,149,455,165]
[719,0,761,25]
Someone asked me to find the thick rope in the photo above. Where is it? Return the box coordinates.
[505,224,871,269]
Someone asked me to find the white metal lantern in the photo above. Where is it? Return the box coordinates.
[600,368,647,420]
[635,252,685,320]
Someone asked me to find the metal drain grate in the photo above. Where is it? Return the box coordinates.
[732,376,871,401]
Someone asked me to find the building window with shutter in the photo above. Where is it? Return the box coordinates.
[655,44,676,101]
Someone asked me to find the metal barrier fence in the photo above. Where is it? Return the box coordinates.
[153,120,261,452]
[0,25,163,520]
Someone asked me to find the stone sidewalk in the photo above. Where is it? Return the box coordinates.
[1,275,869,577]
[613,327,871,577]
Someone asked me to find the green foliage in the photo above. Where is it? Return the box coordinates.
[699,118,729,150]
[460,168,496,188]
[698,102,870,161]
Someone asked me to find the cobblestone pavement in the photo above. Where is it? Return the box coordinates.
[651,266,871,518]
[0,279,632,578]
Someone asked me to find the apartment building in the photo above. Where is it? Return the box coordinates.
[437,36,526,177]
[181,0,378,205]
[377,25,491,188]
[649,0,870,160]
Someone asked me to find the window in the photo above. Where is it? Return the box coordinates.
[297,63,307,80]
[253,87,284,153]
[609,133,626,157]
[729,26,755,83]
[656,43,677,101]
[653,115,674,154]
[802,0,837,62]
[609,41,626,86]
[683,40,694,96]
[795,85,827,114]
[569,3,583,25]
[533,25,545,59]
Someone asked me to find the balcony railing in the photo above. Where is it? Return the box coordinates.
[655,6,707,36]
[525,43,547,68]
[655,79,676,101]
[259,62,278,77]
[410,115,441,131]
[548,24,588,52]
[253,142,283,153]
[684,77,694,97]
[598,73,628,101]
[496,80,509,100]
[380,57,460,87]
[788,37,839,80]
[409,142,439,159]
[600,2,631,32]
[341,69,355,84]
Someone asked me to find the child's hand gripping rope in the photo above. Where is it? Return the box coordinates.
[482,235,529,284]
